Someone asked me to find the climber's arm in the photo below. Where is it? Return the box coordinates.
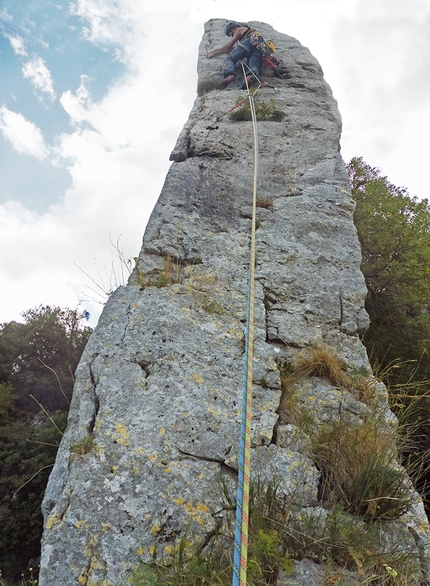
[207,27,246,58]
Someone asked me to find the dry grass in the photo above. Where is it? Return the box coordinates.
[132,255,185,290]
[353,375,379,406]
[154,255,183,288]
[277,365,300,426]
[311,418,411,521]
[285,505,423,585]
[294,346,352,389]
[256,198,274,209]
[277,348,416,523]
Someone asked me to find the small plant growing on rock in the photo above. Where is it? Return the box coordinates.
[311,417,412,521]
[197,78,221,96]
[134,263,148,289]
[198,294,225,315]
[228,92,285,122]
[283,504,423,585]
[348,366,379,406]
[69,434,95,455]
[277,363,301,426]
[153,255,184,288]
[256,198,274,209]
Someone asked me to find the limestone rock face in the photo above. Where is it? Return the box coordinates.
[39,20,430,585]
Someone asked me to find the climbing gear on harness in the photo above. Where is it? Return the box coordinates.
[224,21,240,36]
[221,73,237,88]
[263,55,280,71]
[248,31,272,56]
[237,28,275,58]
[265,40,276,54]
[231,62,259,586]
[262,54,284,79]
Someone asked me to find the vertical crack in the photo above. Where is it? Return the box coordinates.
[339,289,344,328]
[88,356,100,434]
[119,302,134,346]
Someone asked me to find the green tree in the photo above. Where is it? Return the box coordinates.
[0,383,16,425]
[0,412,67,583]
[0,306,92,412]
[0,306,92,581]
[347,157,430,384]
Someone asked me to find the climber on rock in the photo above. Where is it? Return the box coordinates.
[207,21,264,89]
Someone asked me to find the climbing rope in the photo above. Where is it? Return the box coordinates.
[243,60,278,89]
[232,64,259,586]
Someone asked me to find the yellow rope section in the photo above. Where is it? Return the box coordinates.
[232,64,259,586]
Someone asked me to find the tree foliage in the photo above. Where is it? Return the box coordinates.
[347,157,430,384]
[0,306,92,582]
[0,306,92,412]
[0,413,67,582]
[0,382,17,425]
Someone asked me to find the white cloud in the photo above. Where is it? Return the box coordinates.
[0,8,13,22]
[0,9,199,326]
[0,106,49,159]
[0,201,94,322]
[70,0,134,61]
[1,0,430,330]
[3,32,27,56]
[331,0,430,197]
[38,38,50,51]
[22,56,56,100]
[60,75,94,125]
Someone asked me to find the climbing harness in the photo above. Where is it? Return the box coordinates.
[232,64,259,586]
[239,27,276,57]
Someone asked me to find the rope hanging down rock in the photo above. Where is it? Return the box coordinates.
[232,64,259,586]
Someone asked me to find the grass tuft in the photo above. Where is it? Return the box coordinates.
[311,418,412,521]
[294,346,352,389]
[69,434,95,455]
[228,94,285,122]
[277,363,301,426]
[128,480,292,586]
[284,505,422,585]
[197,78,221,96]
[198,295,225,315]
[128,476,423,585]
[256,198,274,209]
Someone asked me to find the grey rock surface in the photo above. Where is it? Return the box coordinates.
[39,19,430,586]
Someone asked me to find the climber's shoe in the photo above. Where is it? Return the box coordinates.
[240,74,256,90]
[221,74,236,88]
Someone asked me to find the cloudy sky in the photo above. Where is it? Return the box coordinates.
[0,0,429,327]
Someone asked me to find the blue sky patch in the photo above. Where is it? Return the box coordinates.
[0,0,125,211]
